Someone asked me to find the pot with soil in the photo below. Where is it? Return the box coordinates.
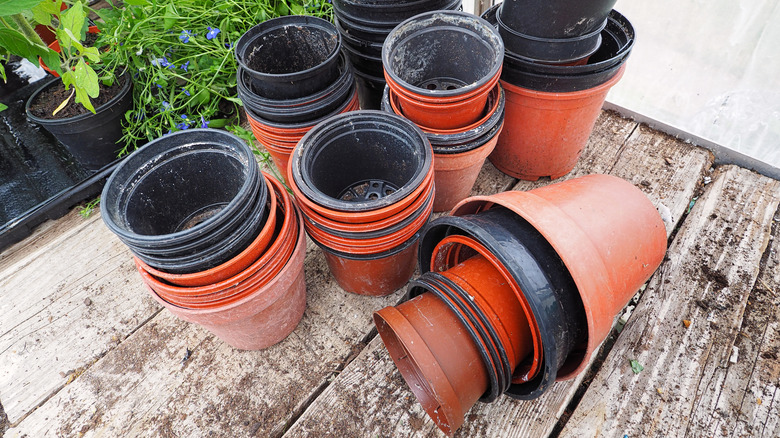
[26,71,133,171]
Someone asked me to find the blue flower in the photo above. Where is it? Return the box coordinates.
[206,26,221,40]
[200,116,210,128]
[181,87,190,96]
[179,30,192,43]
[158,57,171,68]
[155,83,163,88]
[181,61,190,72]
[224,42,232,49]
[177,122,190,130]
[180,114,188,120]
[161,101,170,112]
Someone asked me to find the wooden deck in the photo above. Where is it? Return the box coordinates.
[2,111,778,437]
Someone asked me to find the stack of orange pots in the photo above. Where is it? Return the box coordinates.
[382,11,505,212]
[374,174,668,435]
[288,110,434,296]
[101,129,306,351]
[135,172,306,351]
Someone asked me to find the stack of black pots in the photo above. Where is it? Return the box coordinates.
[487,1,635,91]
[333,0,462,109]
[101,129,268,275]
[235,16,359,176]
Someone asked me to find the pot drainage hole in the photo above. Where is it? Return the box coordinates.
[338,180,398,202]
[418,77,468,91]
[175,203,227,232]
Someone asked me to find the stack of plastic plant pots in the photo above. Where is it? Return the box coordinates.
[483,1,635,181]
[374,174,668,435]
[333,0,462,109]
[101,129,306,351]
[382,11,505,212]
[235,16,360,178]
[288,110,435,296]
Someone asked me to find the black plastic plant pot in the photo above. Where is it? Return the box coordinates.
[237,54,356,124]
[235,15,342,100]
[417,207,586,399]
[498,0,617,39]
[101,129,263,258]
[335,17,385,58]
[496,10,602,64]
[483,6,635,93]
[133,182,270,274]
[380,84,506,154]
[243,83,357,131]
[25,72,133,171]
[354,70,387,110]
[333,11,393,44]
[382,11,503,99]
[291,110,432,212]
[334,0,462,28]
[342,42,386,78]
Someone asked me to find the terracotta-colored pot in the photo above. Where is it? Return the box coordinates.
[144,206,307,350]
[137,172,279,287]
[452,174,667,378]
[489,65,625,181]
[138,173,297,306]
[321,236,419,296]
[430,234,543,383]
[439,254,533,373]
[388,84,502,135]
[302,193,432,255]
[295,176,433,234]
[388,73,500,130]
[432,124,501,212]
[374,291,490,435]
[288,152,435,225]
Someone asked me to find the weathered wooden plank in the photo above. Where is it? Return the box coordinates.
[561,165,780,437]
[283,112,713,437]
[0,211,161,426]
[6,241,405,437]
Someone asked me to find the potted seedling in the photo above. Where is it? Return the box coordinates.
[0,0,132,171]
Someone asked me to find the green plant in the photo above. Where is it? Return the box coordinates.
[96,0,332,155]
[78,196,100,218]
[0,0,109,113]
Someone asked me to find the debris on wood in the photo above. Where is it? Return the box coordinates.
[729,346,739,364]
[682,319,691,328]
[658,203,673,227]
[630,359,644,374]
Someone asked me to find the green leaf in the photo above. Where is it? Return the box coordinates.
[59,1,86,48]
[195,89,210,105]
[163,4,176,30]
[81,46,100,63]
[0,28,46,63]
[630,359,644,374]
[39,47,61,74]
[0,102,7,112]
[290,3,305,15]
[74,84,95,113]
[0,0,42,17]
[74,58,99,98]
[122,0,150,5]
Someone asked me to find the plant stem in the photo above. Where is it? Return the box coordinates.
[9,14,48,50]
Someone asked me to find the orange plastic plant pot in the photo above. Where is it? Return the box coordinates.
[138,173,297,303]
[439,254,533,372]
[432,125,501,212]
[388,84,502,135]
[388,74,499,130]
[430,234,543,383]
[295,177,433,234]
[321,237,419,296]
[288,160,435,225]
[137,172,280,287]
[374,292,490,436]
[452,174,667,378]
[144,209,307,350]
[488,65,625,181]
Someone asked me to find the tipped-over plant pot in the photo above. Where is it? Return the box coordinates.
[25,72,133,171]
[374,290,491,436]
[235,15,342,100]
[452,174,667,378]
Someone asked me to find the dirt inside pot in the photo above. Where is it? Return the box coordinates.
[247,25,337,74]
[28,74,126,119]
